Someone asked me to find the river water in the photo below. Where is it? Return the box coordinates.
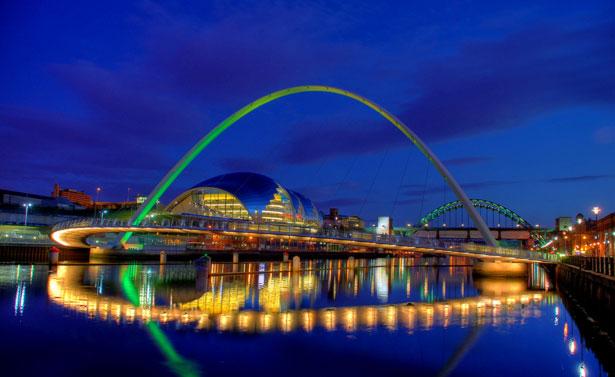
[0,257,607,376]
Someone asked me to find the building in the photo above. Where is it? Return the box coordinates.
[551,211,615,256]
[322,208,365,231]
[596,212,615,257]
[0,188,79,210]
[1,189,51,207]
[555,217,573,231]
[52,184,92,207]
[167,172,322,227]
[377,216,393,235]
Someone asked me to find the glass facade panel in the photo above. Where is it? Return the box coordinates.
[167,172,322,227]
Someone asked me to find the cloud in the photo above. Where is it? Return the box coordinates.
[442,156,492,166]
[401,174,615,200]
[140,3,356,102]
[216,157,275,174]
[593,127,615,144]
[399,22,615,142]
[315,197,365,210]
[402,179,519,197]
[0,105,171,197]
[278,119,405,164]
[547,174,615,183]
[276,22,615,164]
[49,61,207,142]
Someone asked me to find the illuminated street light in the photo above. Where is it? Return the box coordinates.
[592,206,601,222]
[94,187,102,218]
[22,203,32,226]
[100,209,108,221]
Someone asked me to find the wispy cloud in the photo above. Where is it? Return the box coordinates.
[442,156,492,166]
[547,174,615,183]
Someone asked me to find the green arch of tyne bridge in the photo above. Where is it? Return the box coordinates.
[121,85,498,247]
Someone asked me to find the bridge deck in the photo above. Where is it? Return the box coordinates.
[51,218,559,263]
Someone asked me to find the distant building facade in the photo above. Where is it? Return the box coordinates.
[322,208,365,231]
[596,212,615,257]
[1,188,79,210]
[555,217,573,231]
[377,216,393,235]
[52,184,92,207]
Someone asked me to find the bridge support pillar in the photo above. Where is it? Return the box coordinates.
[160,251,167,264]
[283,252,289,262]
[347,256,355,269]
[473,260,528,277]
[232,252,239,264]
[49,247,60,265]
[196,256,211,292]
[292,256,301,271]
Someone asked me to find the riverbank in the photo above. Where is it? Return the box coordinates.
[556,263,615,375]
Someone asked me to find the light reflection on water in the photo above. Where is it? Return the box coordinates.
[0,257,607,377]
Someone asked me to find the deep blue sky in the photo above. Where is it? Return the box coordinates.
[1,1,614,226]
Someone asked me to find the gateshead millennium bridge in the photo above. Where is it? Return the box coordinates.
[50,85,558,264]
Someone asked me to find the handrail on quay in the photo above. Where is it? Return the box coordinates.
[562,256,615,278]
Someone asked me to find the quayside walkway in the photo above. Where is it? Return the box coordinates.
[50,218,558,264]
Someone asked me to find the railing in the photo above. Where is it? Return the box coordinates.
[51,217,559,262]
[562,256,615,278]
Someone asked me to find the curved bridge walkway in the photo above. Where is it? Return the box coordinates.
[51,218,559,264]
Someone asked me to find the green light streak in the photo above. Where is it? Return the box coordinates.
[120,266,200,377]
[122,85,497,247]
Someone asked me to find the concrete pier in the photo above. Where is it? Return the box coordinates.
[48,247,60,265]
[292,256,301,271]
[196,256,211,292]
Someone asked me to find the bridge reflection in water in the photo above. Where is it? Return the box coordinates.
[47,257,553,334]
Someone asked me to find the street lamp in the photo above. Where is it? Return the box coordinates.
[592,206,601,222]
[22,203,32,226]
[100,209,108,221]
[94,187,102,218]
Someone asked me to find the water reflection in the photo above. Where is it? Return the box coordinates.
[45,258,550,334]
[0,257,607,377]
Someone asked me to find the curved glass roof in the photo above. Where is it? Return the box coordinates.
[184,172,321,225]
[288,189,321,224]
[191,172,283,216]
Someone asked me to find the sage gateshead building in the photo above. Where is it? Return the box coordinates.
[167,172,321,226]
[147,172,324,251]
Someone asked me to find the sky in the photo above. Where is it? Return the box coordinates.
[1,0,614,227]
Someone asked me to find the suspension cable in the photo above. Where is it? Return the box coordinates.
[358,148,390,218]
[418,157,430,225]
[390,148,414,220]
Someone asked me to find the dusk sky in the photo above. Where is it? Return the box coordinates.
[1,0,614,226]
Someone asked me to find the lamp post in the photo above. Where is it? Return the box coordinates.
[22,203,32,226]
[100,209,108,221]
[592,206,601,222]
[94,187,101,218]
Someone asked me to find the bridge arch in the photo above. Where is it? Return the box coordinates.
[420,199,531,229]
[123,85,497,246]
